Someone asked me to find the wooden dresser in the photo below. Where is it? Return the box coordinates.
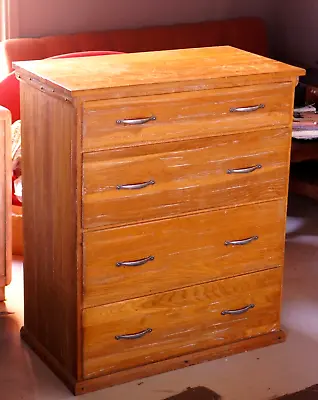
[14,47,305,395]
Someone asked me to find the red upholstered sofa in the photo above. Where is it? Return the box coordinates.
[2,17,268,76]
[0,16,270,255]
[3,50,121,255]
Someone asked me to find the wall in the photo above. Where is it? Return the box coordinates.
[270,1,318,67]
[17,0,273,38]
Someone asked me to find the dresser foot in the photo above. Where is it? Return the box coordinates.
[20,326,78,395]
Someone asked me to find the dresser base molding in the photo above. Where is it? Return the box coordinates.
[20,327,77,394]
[21,326,286,396]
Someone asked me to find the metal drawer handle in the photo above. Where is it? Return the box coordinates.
[227,164,262,174]
[225,236,258,246]
[221,304,255,316]
[116,180,155,190]
[115,328,153,340]
[116,255,155,267]
[116,116,156,125]
[230,104,265,113]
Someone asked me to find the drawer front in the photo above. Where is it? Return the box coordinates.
[83,128,290,229]
[83,200,286,307]
[82,83,294,151]
[83,268,282,379]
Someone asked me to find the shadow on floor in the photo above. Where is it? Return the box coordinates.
[164,387,221,399]
[275,384,318,399]
[286,194,318,239]
[163,385,318,400]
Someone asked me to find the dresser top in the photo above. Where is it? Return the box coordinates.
[14,46,305,98]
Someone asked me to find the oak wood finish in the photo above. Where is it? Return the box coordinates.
[83,268,282,379]
[84,200,286,307]
[15,46,304,395]
[82,83,293,152]
[21,325,285,396]
[0,106,12,301]
[14,46,302,98]
[20,82,79,377]
[83,128,290,229]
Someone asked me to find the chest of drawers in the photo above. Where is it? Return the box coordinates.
[14,46,304,395]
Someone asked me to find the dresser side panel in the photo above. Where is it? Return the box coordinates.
[277,77,297,323]
[20,82,79,378]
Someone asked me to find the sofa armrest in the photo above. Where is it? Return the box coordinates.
[0,106,12,289]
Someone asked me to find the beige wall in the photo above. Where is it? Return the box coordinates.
[17,0,273,38]
[16,1,316,67]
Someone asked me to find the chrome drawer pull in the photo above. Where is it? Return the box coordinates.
[230,104,265,113]
[116,116,156,125]
[116,180,155,190]
[116,255,155,267]
[221,304,255,316]
[115,328,153,340]
[227,164,262,174]
[224,236,258,246]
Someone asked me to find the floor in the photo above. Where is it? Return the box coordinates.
[1,194,318,400]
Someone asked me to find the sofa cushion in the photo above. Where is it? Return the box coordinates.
[0,71,20,123]
[2,50,122,208]
[51,50,122,59]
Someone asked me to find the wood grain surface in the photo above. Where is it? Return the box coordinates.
[82,83,293,152]
[16,45,301,395]
[20,83,80,378]
[83,268,282,379]
[13,46,304,98]
[20,325,285,395]
[83,128,290,229]
[83,200,286,307]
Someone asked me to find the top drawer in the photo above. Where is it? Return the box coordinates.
[82,82,294,151]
